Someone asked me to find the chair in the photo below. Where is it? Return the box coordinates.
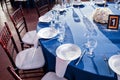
[2,0,15,14]
[0,22,45,77]
[9,7,38,50]
[34,0,50,17]
[7,66,22,80]
[0,0,3,10]
[14,0,30,9]
[41,57,68,80]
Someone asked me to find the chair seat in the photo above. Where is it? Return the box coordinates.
[15,47,45,70]
[22,30,38,45]
[41,72,67,80]
[14,0,27,1]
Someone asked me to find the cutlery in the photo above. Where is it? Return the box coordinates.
[75,49,86,65]
[103,55,112,74]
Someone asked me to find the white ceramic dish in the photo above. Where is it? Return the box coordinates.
[108,54,120,75]
[73,1,82,6]
[37,27,58,39]
[56,43,81,61]
[95,1,106,5]
[39,15,52,23]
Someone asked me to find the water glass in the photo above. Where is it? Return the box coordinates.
[85,38,97,57]
[57,23,66,44]
[114,0,119,8]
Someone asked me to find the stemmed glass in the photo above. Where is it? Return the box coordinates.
[57,22,66,44]
[50,10,56,29]
[85,38,97,57]
[114,0,119,8]
[90,0,93,5]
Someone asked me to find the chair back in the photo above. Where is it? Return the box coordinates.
[4,0,15,14]
[0,22,19,69]
[7,66,22,80]
[34,0,50,17]
[9,7,28,50]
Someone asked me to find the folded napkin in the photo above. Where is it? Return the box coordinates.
[56,57,71,77]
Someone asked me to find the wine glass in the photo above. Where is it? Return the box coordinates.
[57,22,66,44]
[114,0,119,8]
[90,0,93,5]
[85,38,97,57]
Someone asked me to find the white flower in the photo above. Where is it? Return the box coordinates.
[92,8,113,23]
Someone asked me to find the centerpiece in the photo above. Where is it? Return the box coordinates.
[92,8,113,23]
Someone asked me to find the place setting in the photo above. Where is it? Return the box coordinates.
[108,51,120,80]
[37,27,58,39]
[72,0,85,8]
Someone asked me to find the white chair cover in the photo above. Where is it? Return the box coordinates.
[56,57,70,77]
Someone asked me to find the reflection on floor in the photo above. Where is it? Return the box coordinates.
[0,4,45,80]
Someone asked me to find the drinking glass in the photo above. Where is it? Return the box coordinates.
[90,0,93,5]
[57,22,66,44]
[114,0,119,8]
[85,38,97,57]
[50,10,56,29]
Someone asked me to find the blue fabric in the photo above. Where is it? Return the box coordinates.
[37,2,120,80]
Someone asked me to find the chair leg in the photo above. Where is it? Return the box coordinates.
[1,0,4,11]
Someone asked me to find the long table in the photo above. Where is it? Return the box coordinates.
[37,2,120,80]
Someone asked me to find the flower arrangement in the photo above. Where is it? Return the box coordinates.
[92,8,113,23]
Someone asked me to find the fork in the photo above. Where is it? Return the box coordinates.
[103,55,112,74]
[75,49,86,65]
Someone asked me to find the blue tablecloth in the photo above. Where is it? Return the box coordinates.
[37,2,120,80]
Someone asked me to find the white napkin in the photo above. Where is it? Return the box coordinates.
[56,57,71,78]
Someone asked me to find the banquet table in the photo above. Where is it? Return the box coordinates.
[37,2,120,80]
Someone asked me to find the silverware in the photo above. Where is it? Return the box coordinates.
[75,49,86,65]
[103,55,112,74]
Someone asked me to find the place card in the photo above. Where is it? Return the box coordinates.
[107,15,119,30]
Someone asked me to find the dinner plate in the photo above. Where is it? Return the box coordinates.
[108,54,120,75]
[73,1,84,8]
[73,1,82,6]
[37,27,58,39]
[95,1,106,5]
[56,43,81,61]
[39,15,52,23]
[52,6,66,12]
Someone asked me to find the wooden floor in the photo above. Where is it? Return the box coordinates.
[0,4,45,80]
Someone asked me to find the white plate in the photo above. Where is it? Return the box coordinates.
[39,15,52,23]
[73,1,82,6]
[95,1,106,5]
[108,55,120,75]
[37,27,58,39]
[53,7,66,12]
[56,43,81,61]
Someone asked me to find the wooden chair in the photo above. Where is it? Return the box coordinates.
[0,22,45,77]
[34,0,50,17]
[9,7,38,50]
[7,66,22,80]
[2,0,15,14]
[14,0,30,8]
[0,0,4,10]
